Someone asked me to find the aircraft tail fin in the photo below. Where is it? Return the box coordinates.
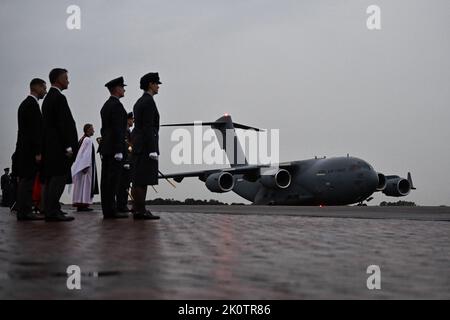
[162,114,262,167]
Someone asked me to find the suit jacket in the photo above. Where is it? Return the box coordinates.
[99,96,127,156]
[41,87,78,178]
[15,96,43,178]
[131,92,160,155]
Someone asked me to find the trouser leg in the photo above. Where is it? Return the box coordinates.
[101,156,122,216]
[45,175,67,217]
[1,189,5,206]
[17,177,34,215]
[100,158,107,211]
[131,185,147,213]
[117,168,131,209]
[40,183,46,213]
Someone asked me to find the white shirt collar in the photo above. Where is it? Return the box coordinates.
[51,86,62,93]
[28,94,39,103]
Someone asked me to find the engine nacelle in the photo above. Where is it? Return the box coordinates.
[382,176,411,197]
[205,172,234,193]
[260,169,291,189]
[376,173,387,191]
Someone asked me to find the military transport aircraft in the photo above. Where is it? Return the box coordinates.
[159,115,416,206]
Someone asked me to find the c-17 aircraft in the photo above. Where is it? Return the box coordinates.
[160,115,416,206]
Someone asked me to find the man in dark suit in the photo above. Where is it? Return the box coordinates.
[130,72,162,220]
[99,77,129,219]
[41,68,78,222]
[15,78,47,221]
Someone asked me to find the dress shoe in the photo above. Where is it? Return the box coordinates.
[133,211,160,220]
[117,207,131,213]
[45,214,75,222]
[77,207,94,212]
[17,212,45,221]
[103,212,129,219]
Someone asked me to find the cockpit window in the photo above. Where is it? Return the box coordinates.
[360,162,372,170]
[350,161,372,171]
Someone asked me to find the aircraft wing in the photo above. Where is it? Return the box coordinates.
[159,162,296,183]
[159,165,264,183]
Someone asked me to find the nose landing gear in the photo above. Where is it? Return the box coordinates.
[357,196,373,206]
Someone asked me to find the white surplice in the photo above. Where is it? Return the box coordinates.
[71,136,96,205]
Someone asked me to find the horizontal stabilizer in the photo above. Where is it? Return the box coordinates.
[232,122,264,131]
[162,120,264,131]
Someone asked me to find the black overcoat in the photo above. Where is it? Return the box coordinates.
[15,96,43,178]
[41,88,78,180]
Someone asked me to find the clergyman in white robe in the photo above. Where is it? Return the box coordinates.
[71,135,98,207]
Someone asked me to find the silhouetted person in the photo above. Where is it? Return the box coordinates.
[117,112,134,212]
[1,168,11,207]
[41,68,78,222]
[8,165,18,211]
[15,78,47,221]
[9,153,19,211]
[99,77,129,219]
[130,72,162,220]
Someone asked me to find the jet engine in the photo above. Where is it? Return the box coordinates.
[382,176,411,197]
[376,173,387,191]
[260,169,291,189]
[205,172,235,193]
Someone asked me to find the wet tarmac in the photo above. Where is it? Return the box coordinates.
[0,205,449,299]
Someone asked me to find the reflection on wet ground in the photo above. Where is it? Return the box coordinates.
[0,205,449,299]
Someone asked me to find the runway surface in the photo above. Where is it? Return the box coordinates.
[0,205,449,299]
[151,205,450,221]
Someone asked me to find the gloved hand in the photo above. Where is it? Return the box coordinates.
[114,153,123,161]
[149,152,159,160]
[66,147,73,158]
[123,164,130,170]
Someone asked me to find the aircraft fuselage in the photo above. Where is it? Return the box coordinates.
[233,156,379,205]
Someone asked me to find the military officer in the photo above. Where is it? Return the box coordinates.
[99,76,129,219]
[130,72,162,220]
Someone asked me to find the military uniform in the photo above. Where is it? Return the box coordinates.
[99,77,128,218]
[130,72,162,220]
[131,92,160,186]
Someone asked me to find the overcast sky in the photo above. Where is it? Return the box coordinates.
[1,0,449,205]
